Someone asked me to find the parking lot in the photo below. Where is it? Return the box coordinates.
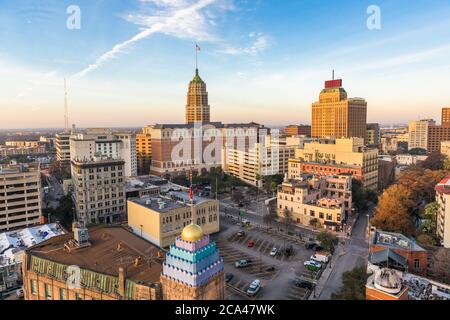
[214,216,326,300]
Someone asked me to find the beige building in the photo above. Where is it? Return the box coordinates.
[186,68,210,124]
[277,174,352,231]
[408,119,435,151]
[136,125,153,175]
[127,192,219,248]
[290,138,378,190]
[366,123,380,146]
[435,176,450,248]
[0,163,41,232]
[440,141,450,158]
[56,132,71,165]
[71,157,126,225]
[5,140,39,148]
[311,79,367,139]
[22,224,165,300]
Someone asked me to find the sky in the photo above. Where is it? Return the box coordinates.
[1,0,450,129]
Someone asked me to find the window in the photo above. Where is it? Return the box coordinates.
[59,288,67,300]
[44,283,52,300]
[30,279,37,295]
[414,259,420,270]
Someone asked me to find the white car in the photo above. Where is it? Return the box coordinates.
[246,279,261,297]
[16,287,24,298]
[270,247,278,256]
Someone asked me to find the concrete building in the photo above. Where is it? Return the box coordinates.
[408,119,435,151]
[311,78,367,139]
[22,223,165,300]
[0,145,46,157]
[395,154,428,166]
[277,174,352,231]
[440,141,450,158]
[380,137,399,154]
[225,135,296,187]
[441,108,450,127]
[125,176,161,200]
[70,128,137,177]
[127,191,219,248]
[0,223,64,294]
[427,125,450,153]
[0,163,41,232]
[136,125,153,175]
[186,68,210,124]
[5,140,39,148]
[55,132,71,165]
[285,125,311,137]
[434,175,450,248]
[366,123,380,146]
[289,138,378,190]
[71,156,126,225]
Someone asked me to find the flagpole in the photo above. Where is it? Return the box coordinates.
[195,44,198,70]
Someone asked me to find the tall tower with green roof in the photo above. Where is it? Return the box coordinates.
[185,68,210,124]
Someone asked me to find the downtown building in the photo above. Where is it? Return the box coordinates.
[366,123,380,147]
[0,163,42,232]
[136,125,153,175]
[288,137,379,191]
[55,132,71,166]
[311,78,367,139]
[408,119,435,151]
[284,124,311,137]
[434,175,450,248]
[277,174,352,231]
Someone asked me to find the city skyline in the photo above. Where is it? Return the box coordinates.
[1,0,450,129]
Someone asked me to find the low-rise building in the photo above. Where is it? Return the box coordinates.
[0,223,64,294]
[434,175,450,248]
[277,174,352,231]
[440,141,450,158]
[127,191,219,248]
[22,223,165,300]
[125,176,161,200]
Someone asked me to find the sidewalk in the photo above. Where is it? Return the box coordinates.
[308,241,347,300]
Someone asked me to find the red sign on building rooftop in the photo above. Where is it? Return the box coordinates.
[325,79,342,88]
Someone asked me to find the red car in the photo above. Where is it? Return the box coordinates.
[247,240,254,248]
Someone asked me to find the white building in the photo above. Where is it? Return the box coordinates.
[408,119,435,151]
[55,132,71,165]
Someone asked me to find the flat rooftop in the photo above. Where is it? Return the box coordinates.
[0,223,65,267]
[27,225,164,284]
[372,230,425,252]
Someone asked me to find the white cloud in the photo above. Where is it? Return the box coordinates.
[218,33,269,56]
[71,0,229,80]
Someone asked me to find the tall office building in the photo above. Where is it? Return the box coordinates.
[366,123,380,146]
[311,78,367,139]
[0,163,41,231]
[441,108,450,127]
[408,119,435,151]
[185,69,210,124]
[136,126,153,175]
[55,132,71,165]
[285,125,311,137]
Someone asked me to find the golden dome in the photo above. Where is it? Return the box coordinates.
[181,224,204,242]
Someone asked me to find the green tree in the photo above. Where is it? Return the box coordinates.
[317,231,338,253]
[282,208,294,235]
[331,266,367,300]
[309,218,321,229]
[231,188,244,205]
[422,201,438,234]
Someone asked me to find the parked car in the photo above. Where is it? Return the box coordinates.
[311,252,331,263]
[305,241,318,250]
[304,260,322,271]
[235,259,252,268]
[246,279,261,297]
[284,245,294,256]
[247,240,254,248]
[225,273,234,283]
[16,287,24,298]
[270,247,278,256]
[295,279,314,290]
[237,231,245,238]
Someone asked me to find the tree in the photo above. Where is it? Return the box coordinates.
[420,152,444,170]
[352,180,378,212]
[317,231,338,253]
[371,184,416,235]
[231,188,244,205]
[331,266,367,300]
[282,208,294,235]
[408,148,427,155]
[431,248,450,284]
[422,202,438,235]
[42,195,74,229]
[263,210,277,230]
[416,234,437,246]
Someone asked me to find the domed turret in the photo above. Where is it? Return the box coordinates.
[374,268,402,294]
[181,223,204,242]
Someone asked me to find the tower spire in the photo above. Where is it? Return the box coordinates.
[195,43,201,73]
[332,69,335,80]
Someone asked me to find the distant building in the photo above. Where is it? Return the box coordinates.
[311,78,367,139]
[378,157,396,191]
[427,125,450,153]
[408,119,435,151]
[289,137,378,190]
[22,224,165,300]
[434,175,450,248]
[380,137,399,154]
[5,140,39,148]
[0,163,41,232]
[136,126,153,175]
[366,123,380,146]
[0,223,64,294]
[277,174,352,231]
[125,176,161,200]
[127,191,219,248]
[441,141,450,159]
[395,154,428,166]
[71,157,126,225]
[369,229,428,276]
[55,132,71,165]
[186,68,210,124]
[160,223,225,300]
[441,107,450,127]
[285,125,311,137]
[0,145,46,157]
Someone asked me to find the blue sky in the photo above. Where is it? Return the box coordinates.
[1,0,450,128]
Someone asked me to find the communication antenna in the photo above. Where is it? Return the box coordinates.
[64,78,69,133]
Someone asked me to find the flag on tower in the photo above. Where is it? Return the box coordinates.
[189,185,193,202]
[196,44,201,52]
